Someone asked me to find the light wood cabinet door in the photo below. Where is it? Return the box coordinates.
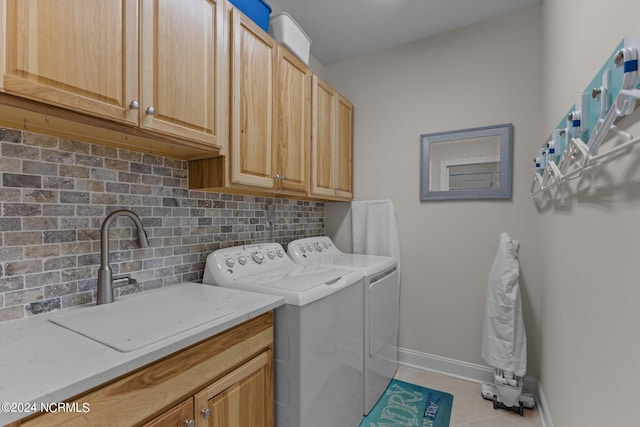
[311,75,354,200]
[274,46,310,194]
[311,75,337,198]
[2,0,139,124]
[140,0,225,149]
[195,351,273,427]
[335,93,354,199]
[230,9,277,188]
[142,398,194,427]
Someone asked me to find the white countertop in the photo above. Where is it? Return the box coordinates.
[0,283,284,425]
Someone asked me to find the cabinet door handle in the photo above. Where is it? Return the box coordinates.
[145,106,156,116]
[201,408,211,419]
[184,420,195,427]
[129,100,139,110]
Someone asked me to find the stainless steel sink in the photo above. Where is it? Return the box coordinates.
[49,286,235,352]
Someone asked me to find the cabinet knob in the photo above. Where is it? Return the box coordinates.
[184,420,195,427]
[281,175,287,181]
[145,106,156,116]
[274,175,281,180]
[201,408,211,419]
[129,100,139,110]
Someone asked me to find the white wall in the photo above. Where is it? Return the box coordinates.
[541,0,640,425]
[308,54,326,80]
[325,6,544,375]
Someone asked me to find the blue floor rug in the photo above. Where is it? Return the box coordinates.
[360,379,454,427]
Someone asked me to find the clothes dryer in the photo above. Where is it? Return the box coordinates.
[287,236,399,415]
[203,242,364,427]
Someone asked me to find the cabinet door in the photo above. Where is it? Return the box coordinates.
[335,93,354,199]
[230,9,277,188]
[142,398,194,427]
[195,351,273,427]
[311,75,336,197]
[140,0,225,149]
[275,47,310,194]
[2,0,138,124]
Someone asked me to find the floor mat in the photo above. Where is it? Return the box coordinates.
[360,378,453,427]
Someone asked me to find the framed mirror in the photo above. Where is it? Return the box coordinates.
[420,123,513,200]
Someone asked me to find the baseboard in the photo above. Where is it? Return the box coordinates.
[398,347,538,394]
[536,382,554,427]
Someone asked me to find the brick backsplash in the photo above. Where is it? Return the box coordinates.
[0,128,325,322]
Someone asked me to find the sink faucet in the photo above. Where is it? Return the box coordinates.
[97,209,149,305]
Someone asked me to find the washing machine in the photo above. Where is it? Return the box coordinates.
[287,236,399,415]
[202,242,364,427]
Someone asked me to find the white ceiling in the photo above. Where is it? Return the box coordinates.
[266,0,541,65]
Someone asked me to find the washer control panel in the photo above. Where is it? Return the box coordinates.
[287,236,342,261]
[209,242,292,279]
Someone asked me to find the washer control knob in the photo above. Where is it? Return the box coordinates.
[238,256,247,265]
[225,258,235,268]
[314,242,323,251]
[267,250,275,259]
[306,245,314,252]
[323,242,330,248]
[300,246,306,253]
[252,251,265,264]
[276,249,285,257]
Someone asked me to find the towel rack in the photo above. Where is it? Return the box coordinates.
[531,39,640,197]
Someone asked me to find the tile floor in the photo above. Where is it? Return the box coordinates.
[395,365,543,427]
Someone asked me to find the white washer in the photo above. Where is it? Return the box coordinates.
[203,243,364,427]
[287,236,399,415]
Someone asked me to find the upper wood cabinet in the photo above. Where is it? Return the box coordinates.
[0,0,354,174]
[230,7,277,189]
[1,0,139,124]
[273,46,310,195]
[190,6,310,197]
[335,92,354,199]
[311,75,354,200]
[140,0,226,149]
[311,76,336,198]
[1,0,225,153]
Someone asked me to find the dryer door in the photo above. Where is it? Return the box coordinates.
[369,268,399,357]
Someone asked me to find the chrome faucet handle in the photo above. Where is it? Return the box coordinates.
[112,274,137,289]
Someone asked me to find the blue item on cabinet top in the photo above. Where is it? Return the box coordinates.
[229,0,272,32]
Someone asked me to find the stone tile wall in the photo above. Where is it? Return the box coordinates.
[0,128,325,323]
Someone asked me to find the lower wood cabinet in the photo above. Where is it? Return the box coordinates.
[143,350,272,427]
[142,398,194,427]
[13,313,274,427]
[195,351,272,427]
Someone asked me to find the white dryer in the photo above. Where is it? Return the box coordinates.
[287,236,399,415]
[203,242,364,427]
